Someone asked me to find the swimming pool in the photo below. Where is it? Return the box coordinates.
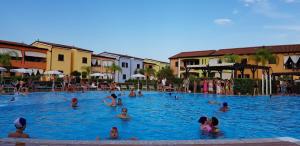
[0,91,299,140]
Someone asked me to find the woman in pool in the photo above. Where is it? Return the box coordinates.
[198,116,212,132]
[219,102,229,112]
[129,89,136,97]
[71,98,78,107]
[118,108,130,119]
[8,117,29,138]
[209,117,220,133]
[103,94,117,107]
[110,127,119,139]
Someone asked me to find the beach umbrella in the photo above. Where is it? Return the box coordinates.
[131,73,146,90]
[0,67,7,72]
[90,73,105,77]
[44,70,63,75]
[10,68,32,74]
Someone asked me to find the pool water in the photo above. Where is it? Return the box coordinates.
[0,91,300,140]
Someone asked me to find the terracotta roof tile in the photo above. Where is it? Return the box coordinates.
[0,40,47,50]
[169,50,216,59]
[34,41,93,52]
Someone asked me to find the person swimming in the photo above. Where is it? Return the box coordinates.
[219,102,229,112]
[129,89,136,97]
[8,117,29,138]
[71,98,78,107]
[137,90,143,96]
[103,94,117,107]
[198,116,212,132]
[10,96,15,102]
[117,98,123,106]
[110,127,119,139]
[210,117,220,133]
[118,108,130,119]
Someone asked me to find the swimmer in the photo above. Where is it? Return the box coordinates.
[209,117,220,133]
[118,108,130,119]
[219,102,229,112]
[137,90,143,96]
[110,127,119,139]
[8,117,29,138]
[117,98,123,106]
[103,94,117,107]
[198,116,212,132]
[10,97,15,102]
[129,89,136,97]
[71,98,78,107]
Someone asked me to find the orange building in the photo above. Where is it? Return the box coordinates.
[0,40,47,72]
[91,54,115,78]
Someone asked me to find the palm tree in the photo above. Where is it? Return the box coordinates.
[140,67,156,89]
[81,66,91,78]
[251,47,276,78]
[0,52,17,68]
[108,63,122,81]
[224,54,240,63]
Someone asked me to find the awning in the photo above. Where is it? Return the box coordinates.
[0,48,22,57]
[290,55,300,63]
[97,60,102,66]
[25,51,46,58]
[284,56,290,64]
[92,59,97,65]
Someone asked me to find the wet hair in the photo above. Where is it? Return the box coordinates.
[198,116,207,124]
[72,98,78,102]
[211,117,219,126]
[118,98,122,101]
[111,94,117,99]
[122,108,127,112]
[112,127,118,131]
[223,102,228,107]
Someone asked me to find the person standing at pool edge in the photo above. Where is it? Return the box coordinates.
[8,117,29,138]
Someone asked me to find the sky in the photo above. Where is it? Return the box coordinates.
[0,0,300,62]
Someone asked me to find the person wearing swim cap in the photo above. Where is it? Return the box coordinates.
[198,116,212,132]
[219,102,229,112]
[8,117,29,138]
[103,94,117,107]
[118,108,130,119]
[71,98,78,107]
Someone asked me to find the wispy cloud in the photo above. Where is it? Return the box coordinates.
[232,9,239,15]
[264,25,300,31]
[214,18,233,26]
[241,0,292,19]
[283,0,296,3]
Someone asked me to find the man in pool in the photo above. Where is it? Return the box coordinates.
[209,117,220,133]
[118,108,130,119]
[103,94,117,107]
[71,98,78,107]
[117,98,123,106]
[8,117,29,138]
[137,90,143,96]
[219,102,229,112]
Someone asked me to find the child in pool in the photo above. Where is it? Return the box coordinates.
[71,98,78,107]
[118,108,130,119]
[219,102,229,112]
[117,98,123,106]
[198,116,212,132]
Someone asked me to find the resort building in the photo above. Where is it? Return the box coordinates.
[31,41,93,75]
[91,54,115,79]
[0,40,47,75]
[143,58,169,79]
[98,52,144,83]
[169,50,215,78]
[169,44,300,80]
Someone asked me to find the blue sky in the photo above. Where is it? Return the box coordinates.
[0,0,300,62]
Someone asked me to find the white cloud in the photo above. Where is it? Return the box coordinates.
[264,25,300,31]
[232,9,239,15]
[241,0,292,18]
[214,18,233,25]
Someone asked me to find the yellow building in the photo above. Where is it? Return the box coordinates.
[169,45,300,80]
[169,50,215,78]
[31,41,92,75]
[143,58,169,79]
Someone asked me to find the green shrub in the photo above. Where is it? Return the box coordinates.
[233,78,255,95]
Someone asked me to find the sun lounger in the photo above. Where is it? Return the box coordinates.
[142,85,148,90]
[128,85,135,89]
[121,84,128,90]
[149,85,155,90]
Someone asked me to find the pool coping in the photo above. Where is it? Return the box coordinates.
[0,137,299,145]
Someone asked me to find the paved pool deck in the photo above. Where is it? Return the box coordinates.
[1,137,300,146]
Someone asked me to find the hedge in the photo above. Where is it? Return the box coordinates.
[233,78,255,95]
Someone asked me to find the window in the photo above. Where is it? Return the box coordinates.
[241,58,247,64]
[175,61,178,67]
[268,58,276,64]
[82,57,87,64]
[25,56,46,62]
[218,59,222,64]
[58,54,64,61]
[123,74,126,80]
[122,62,125,68]
[137,64,140,69]
[126,63,128,68]
[149,65,153,69]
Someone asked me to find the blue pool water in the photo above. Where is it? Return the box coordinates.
[0,91,300,140]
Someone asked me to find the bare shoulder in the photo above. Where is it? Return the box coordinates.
[22,133,29,138]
